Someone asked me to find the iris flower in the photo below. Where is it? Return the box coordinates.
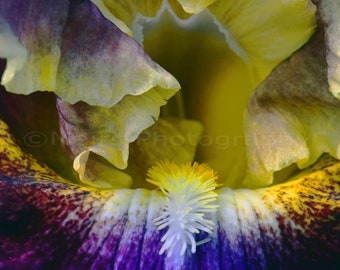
[0,0,339,269]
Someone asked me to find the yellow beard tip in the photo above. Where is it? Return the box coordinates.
[147,160,219,256]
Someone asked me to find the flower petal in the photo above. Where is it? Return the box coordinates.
[0,154,338,268]
[244,19,340,186]
[318,0,340,99]
[176,0,216,14]
[90,0,133,36]
[73,150,133,189]
[0,86,75,180]
[217,155,340,269]
[0,0,179,107]
[209,0,316,80]
[0,115,65,182]
[56,86,174,174]
[0,115,338,267]
[98,0,163,27]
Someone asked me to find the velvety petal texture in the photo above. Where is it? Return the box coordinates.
[318,0,340,99]
[245,16,340,186]
[0,0,179,107]
[209,0,316,79]
[0,120,339,269]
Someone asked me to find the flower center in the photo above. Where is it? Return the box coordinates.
[139,5,257,187]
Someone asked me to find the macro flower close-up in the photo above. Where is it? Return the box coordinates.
[0,0,339,269]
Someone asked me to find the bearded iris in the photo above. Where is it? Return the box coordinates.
[0,0,339,269]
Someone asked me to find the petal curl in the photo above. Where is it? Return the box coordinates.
[0,0,179,107]
[245,19,340,186]
[100,0,163,27]
[56,87,173,172]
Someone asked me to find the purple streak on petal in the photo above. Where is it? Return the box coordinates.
[218,229,246,270]
[0,157,339,269]
[61,193,131,269]
[139,191,165,270]
[234,191,267,270]
[217,189,247,270]
[196,214,221,269]
[88,216,129,270]
[112,189,149,270]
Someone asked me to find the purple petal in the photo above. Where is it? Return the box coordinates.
[0,0,179,107]
[0,155,339,269]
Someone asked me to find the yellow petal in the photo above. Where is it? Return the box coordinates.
[176,0,217,14]
[318,0,340,99]
[209,0,316,81]
[244,27,340,187]
[57,87,175,171]
[74,150,133,189]
[101,0,163,27]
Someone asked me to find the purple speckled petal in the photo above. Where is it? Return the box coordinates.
[1,120,338,269]
[0,0,179,107]
[0,155,339,269]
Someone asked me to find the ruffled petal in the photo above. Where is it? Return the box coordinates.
[98,0,163,27]
[209,0,316,80]
[0,0,179,107]
[56,87,174,182]
[96,0,216,29]
[244,17,340,186]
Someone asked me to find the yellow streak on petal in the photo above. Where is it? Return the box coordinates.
[38,54,59,90]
